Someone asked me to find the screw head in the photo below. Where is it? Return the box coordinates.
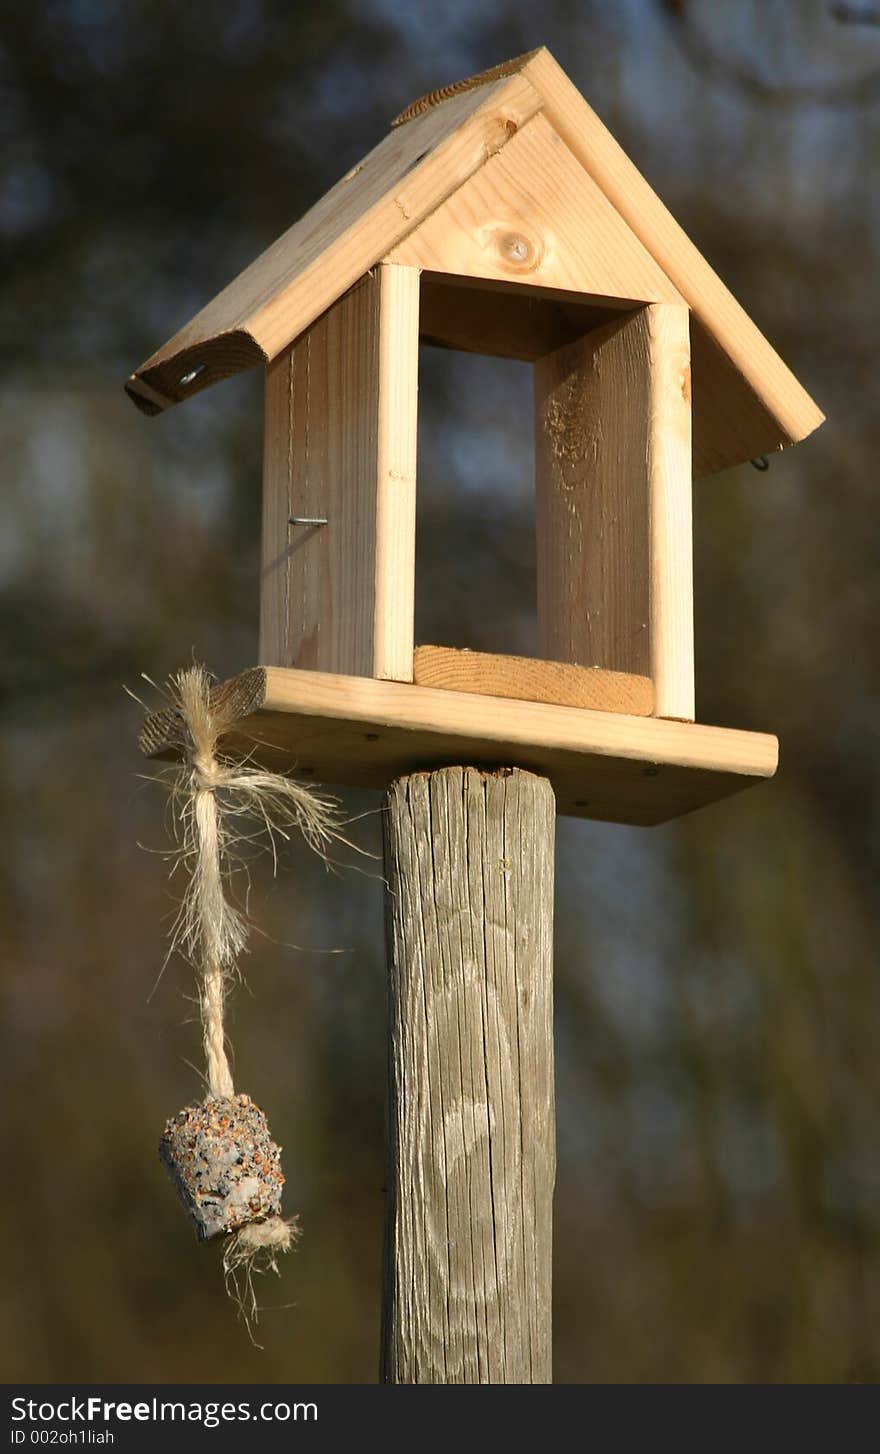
[179,363,206,387]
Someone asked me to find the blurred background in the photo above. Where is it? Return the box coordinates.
[2,0,878,1383]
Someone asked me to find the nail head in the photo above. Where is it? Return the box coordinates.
[179,363,205,387]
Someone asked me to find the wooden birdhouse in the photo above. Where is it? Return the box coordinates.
[129,48,823,826]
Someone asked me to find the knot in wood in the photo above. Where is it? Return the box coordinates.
[493,228,541,272]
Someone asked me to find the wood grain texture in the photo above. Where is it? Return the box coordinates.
[388,113,683,308]
[413,645,653,715]
[394,46,823,468]
[125,47,823,475]
[125,73,541,412]
[647,305,695,719]
[381,767,555,1383]
[259,264,419,680]
[391,49,543,126]
[138,666,778,827]
[375,264,420,677]
[535,304,694,721]
[259,337,294,667]
[418,273,621,361]
[517,47,824,473]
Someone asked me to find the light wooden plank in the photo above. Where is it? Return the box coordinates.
[649,304,695,719]
[259,345,292,667]
[413,645,653,715]
[382,767,555,1384]
[139,666,778,827]
[126,72,541,412]
[388,113,684,307]
[259,263,419,681]
[375,264,420,679]
[518,47,824,472]
[534,304,694,722]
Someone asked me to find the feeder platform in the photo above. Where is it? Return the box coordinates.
[139,665,777,827]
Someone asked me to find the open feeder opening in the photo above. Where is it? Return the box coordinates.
[407,270,680,718]
[415,272,642,642]
[414,332,537,660]
[413,272,669,710]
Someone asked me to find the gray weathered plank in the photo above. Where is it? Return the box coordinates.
[381,766,556,1383]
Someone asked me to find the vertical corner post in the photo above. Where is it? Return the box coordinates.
[534,302,694,720]
[260,262,420,680]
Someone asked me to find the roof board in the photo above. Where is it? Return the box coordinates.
[125,48,823,475]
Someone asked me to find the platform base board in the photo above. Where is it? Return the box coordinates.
[139,666,777,827]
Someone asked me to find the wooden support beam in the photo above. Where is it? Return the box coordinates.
[381,766,556,1383]
[534,303,694,720]
[259,262,419,680]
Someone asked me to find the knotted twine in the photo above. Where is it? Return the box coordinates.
[158,664,346,1330]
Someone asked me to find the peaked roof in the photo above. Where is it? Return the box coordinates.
[125,47,823,476]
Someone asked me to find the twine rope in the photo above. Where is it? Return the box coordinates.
[192,751,235,1098]
[170,665,344,1099]
[165,664,349,1334]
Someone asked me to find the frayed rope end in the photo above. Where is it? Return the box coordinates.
[226,1213,301,1265]
[223,1214,301,1343]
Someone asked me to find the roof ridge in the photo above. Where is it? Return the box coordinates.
[391,48,542,127]
[125,46,822,473]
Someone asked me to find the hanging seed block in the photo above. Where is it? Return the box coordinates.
[159,1093,285,1242]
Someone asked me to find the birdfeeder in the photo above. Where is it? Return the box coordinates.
[130,48,822,1381]
[129,46,821,824]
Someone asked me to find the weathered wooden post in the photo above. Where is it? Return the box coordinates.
[381,767,555,1383]
[129,47,822,1382]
